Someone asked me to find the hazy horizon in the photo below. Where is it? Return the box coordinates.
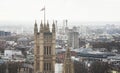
[0,21,120,34]
[0,21,120,26]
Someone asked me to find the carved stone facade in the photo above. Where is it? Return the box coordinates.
[62,48,74,73]
[34,21,56,73]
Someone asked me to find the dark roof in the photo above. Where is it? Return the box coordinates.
[77,52,115,58]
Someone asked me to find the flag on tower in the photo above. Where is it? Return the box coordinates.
[40,6,46,24]
[40,7,45,11]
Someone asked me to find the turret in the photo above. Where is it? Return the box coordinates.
[47,20,50,32]
[40,20,43,33]
[52,21,55,33]
[34,20,38,35]
[44,23,47,32]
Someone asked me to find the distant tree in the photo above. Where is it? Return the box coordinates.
[90,61,111,73]
[91,41,120,53]
[74,61,88,73]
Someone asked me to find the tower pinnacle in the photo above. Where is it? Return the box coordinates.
[34,20,38,35]
[52,21,55,33]
[47,20,50,32]
[62,47,74,73]
[40,20,43,33]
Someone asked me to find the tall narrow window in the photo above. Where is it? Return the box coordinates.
[44,46,45,55]
[47,63,48,70]
[49,47,51,55]
[44,62,50,71]
[37,46,39,54]
[47,46,48,55]
[48,63,51,71]
[44,46,47,55]
[44,63,47,70]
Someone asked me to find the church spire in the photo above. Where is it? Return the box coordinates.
[34,20,38,35]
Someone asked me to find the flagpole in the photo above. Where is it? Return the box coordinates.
[44,6,46,24]
[44,0,46,25]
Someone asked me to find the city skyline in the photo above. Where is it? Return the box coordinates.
[0,0,120,73]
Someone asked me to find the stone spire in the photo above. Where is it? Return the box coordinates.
[65,48,71,60]
[34,20,38,35]
[47,20,50,32]
[44,22,46,32]
[52,21,55,33]
[62,48,74,73]
[40,20,43,33]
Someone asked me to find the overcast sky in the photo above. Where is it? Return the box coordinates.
[0,0,120,22]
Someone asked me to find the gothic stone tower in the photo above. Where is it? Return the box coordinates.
[62,48,74,73]
[34,21,56,73]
